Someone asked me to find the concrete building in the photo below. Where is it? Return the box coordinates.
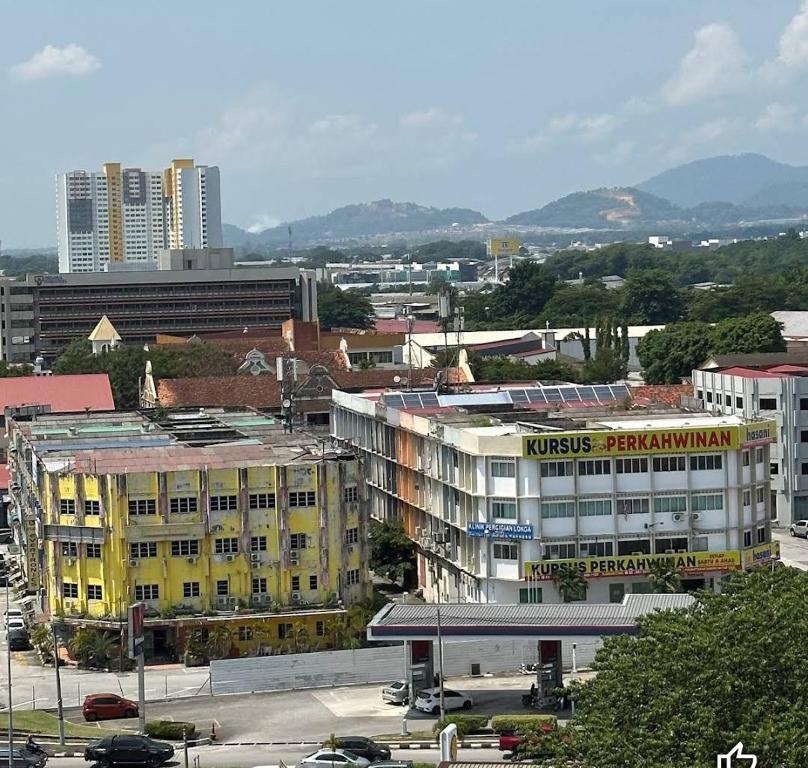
[7,408,370,660]
[332,385,777,604]
[56,159,221,273]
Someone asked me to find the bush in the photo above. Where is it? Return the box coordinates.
[432,715,489,736]
[144,721,197,740]
[490,714,556,734]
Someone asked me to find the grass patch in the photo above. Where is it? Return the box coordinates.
[372,731,434,741]
[0,711,121,738]
[413,763,437,768]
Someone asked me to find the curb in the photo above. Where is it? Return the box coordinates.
[381,741,499,750]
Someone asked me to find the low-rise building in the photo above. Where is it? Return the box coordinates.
[332,385,777,604]
[7,408,370,659]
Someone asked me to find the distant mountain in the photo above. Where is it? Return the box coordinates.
[224,199,488,247]
[637,153,808,208]
[505,187,685,229]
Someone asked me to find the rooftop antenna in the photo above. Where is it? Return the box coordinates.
[288,225,293,260]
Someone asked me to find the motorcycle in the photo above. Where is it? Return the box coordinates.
[519,663,538,675]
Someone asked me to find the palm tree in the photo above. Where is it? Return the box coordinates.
[648,559,683,594]
[286,624,311,654]
[553,566,588,603]
[322,617,350,649]
[205,626,232,659]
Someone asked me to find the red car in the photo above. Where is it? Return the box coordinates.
[82,693,138,721]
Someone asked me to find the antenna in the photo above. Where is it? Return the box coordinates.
[287,225,292,260]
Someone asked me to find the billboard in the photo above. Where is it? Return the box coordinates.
[524,550,742,580]
[486,238,521,258]
[741,540,780,569]
[127,602,145,659]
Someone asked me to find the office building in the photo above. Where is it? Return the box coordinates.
[56,159,221,273]
[332,384,778,604]
[7,408,370,659]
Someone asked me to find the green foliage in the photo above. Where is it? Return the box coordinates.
[144,721,197,740]
[620,269,684,324]
[637,322,713,384]
[489,715,556,734]
[370,518,416,585]
[0,361,34,377]
[553,567,588,603]
[468,354,583,384]
[710,312,786,355]
[318,283,374,329]
[0,253,58,277]
[432,715,489,736]
[538,282,621,327]
[647,559,683,594]
[68,628,117,668]
[549,568,808,768]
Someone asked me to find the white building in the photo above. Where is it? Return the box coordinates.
[332,386,777,604]
[56,159,221,273]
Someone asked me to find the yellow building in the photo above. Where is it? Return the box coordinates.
[8,409,370,659]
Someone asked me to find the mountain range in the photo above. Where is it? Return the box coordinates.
[224,154,808,247]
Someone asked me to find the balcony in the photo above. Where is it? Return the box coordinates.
[127,522,205,541]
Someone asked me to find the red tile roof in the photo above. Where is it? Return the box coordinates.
[373,319,441,334]
[714,367,789,379]
[630,384,692,406]
[0,464,9,491]
[0,374,115,413]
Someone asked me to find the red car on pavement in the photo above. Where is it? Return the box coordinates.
[82,693,139,721]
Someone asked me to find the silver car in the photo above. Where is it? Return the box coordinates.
[382,680,409,705]
[790,520,808,538]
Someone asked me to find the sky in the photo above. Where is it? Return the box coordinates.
[3,0,808,246]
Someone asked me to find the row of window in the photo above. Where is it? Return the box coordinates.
[539,493,725,519]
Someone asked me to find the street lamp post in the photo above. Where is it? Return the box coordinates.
[436,607,445,721]
[6,579,13,768]
[52,625,65,745]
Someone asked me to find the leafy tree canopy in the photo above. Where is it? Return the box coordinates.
[370,519,416,586]
[318,283,374,330]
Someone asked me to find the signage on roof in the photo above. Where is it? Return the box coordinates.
[522,421,774,459]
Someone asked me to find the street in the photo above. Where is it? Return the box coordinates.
[772,528,808,570]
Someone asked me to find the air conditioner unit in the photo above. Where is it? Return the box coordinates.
[291,591,302,601]
[225,554,236,562]
[228,596,238,606]
[692,513,702,521]
[216,596,229,608]
[251,561,260,569]
[631,551,644,556]
[290,554,299,565]
[186,556,198,564]
[129,559,139,567]
[251,595,262,605]
[665,549,676,554]
[672,513,684,522]
[250,553,261,562]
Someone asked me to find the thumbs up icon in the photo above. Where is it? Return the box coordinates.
[717,742,757,768]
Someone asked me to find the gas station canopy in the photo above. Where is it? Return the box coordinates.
[367,594,694,641]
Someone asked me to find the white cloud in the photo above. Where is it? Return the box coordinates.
[10,44,100,81]
[662,24,746,106]
[309,113,377,138]
[547,112,617,140]
[776,0,808,69]
[246,214,281,234]
[755,102,799,133]
[400,108,463,128]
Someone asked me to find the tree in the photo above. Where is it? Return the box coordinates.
[647,558,683,594]
[546,568,808,768]
[552,567,587,603]
[0,361,34,377]
[710,312,786,355]
[52,339,101,376]
[621,269,684,324]
[370,519,416,585]
[637,322,713,384]
[318,283,374,330]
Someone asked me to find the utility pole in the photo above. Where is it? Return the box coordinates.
[52,626,65,745]
[6,579,12,768]
[436,607,445,720]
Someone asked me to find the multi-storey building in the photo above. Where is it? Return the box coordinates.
[332,385,778,604]
[56,159,221,273]
[7,408,370,659]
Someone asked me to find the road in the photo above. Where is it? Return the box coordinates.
[772,528,808,570]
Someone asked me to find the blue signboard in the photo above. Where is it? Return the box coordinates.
[467,522,533,540]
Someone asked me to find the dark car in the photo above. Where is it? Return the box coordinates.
[328,738,391,762]
[82,693,138,721]
[7,628,29,651]
[84,735,173,767]
[0,747,47,768]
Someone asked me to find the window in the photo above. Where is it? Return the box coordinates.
[278,623,293,640]
[654,537,688,553]
[216,580,229,596]
[130,542,157,559]
[654,496,687,514]
[755,448,764,464]
[743,490,751,507]
[757,527,766,544]
[291,575,300,591]
[210,495,237,512]
[759,397,777,410]
[615,457,648,474]
[632,582,652,594]
[128,499,156,516]
[346,569,361,585]
[742,450,750,467]
[62,582,78,599]
[492,499,517,519]
[250,536,267,552]
[309,574,318,590]
[540,461,574,478]
[86,584,102,601]
[756,486,765,503]
[249,493,276,509]
[289,491,316,508]
[290,533,307,550]
[579,499,612,517]
[238,626,253,641]
[171,540,200,557]
[803,462,808,476]
[345,527,359,544]
[619,498,650,515]
[578,459,611,476]
[135,584,159,601]
[61,542,78,557]
[251,577,267,594]
[343,486,358,502]
[770,462,779,476]
[170,497,198,514]
[544,542,576,560]
[491,459,516,478]
[609,583,626,603]
[736,396,743,409]
[618,539,651,555]
[183,582,200,598]
[59,499,76,515]
[519,586,543,604]
[540,501,575,519]
[84,500,100,515]
[214,538,239,554]
[493,543,518,560]
[690,454,723,471]
[801,397,808,410]
[706,391,713,404]
[316,621,325,637]
[580,541,614,557]
[802,430,808,443]
[743,530,752,548]
[86,543,101,559]
[652,456,686,472]
[691,493,724,511]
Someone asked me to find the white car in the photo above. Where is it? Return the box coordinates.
[790,520,808,538]
[413,687,473,715]
[5,618,24,634]
[4,608,22,621]
[298,750,370,768]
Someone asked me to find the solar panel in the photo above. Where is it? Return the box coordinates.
[577,387,596,401]
[592,386,613,400]
[419,393,440,406]
[401,394,422,407]
[525,390,548,403]
[384,395,404,407]
[543,388,562,401]
[610,385,630,399]
[509,390,529,403]
[561,387,581,401]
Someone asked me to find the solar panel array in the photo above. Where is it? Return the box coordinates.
[383,384,630,410]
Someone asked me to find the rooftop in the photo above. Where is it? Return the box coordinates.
[0,374,115,414]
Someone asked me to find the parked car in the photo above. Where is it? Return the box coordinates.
[381,680,409,705]
[413,687,473,715]
[327,738,390,762]
[82,693,139,721]
[299,749,370,768]
[0,747,47,768]
[790,520,808,538]
[6,618,24,635]
[84,735,173,767]
[5,608,23,622]
[8,627,29,651]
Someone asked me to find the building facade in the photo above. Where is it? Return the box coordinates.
[332,386,778,604]
[7,409,370,658]
[56,159,221,274]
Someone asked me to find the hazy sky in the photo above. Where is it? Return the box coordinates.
[3,1,808,246]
